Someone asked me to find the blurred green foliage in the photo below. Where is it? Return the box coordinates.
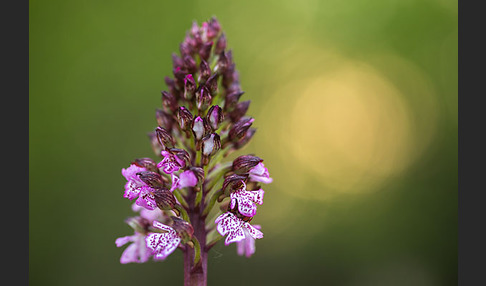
[30,0,457,285]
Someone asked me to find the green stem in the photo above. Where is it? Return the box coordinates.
[191,236,202,265]
[173,189,189,209]
[194,189,203,208]
[174,204,191,224]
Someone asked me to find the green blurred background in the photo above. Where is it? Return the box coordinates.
[29,0,457,285]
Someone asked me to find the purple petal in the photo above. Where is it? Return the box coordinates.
[250,189,264,205]
[120,243,139,264]
[122,165,146,181]
[225,227,245,245]
[244,222,264,240]
[124,180,142,200]
[135,186,157,210]
[215,212,242,236]
[145,228,181,260]
[179,170,198,188]
[115,236,133,247]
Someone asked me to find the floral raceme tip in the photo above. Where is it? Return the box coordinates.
[114,17,273,286]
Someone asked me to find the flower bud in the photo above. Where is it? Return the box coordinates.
[222,64,237,88]
[156,126,175,149]
[168,148,191,168]
[234,128,256,149]
[172,66,187,88]
[133,157,158,172]
[214,33,226,55]
[183,55,197,74]
[222,174,247,195]
[224,90,244,112]
[199,41,213,61]
[179,40,194,58]
[170,216,194,244]
[215,50,229,74]
[196,86,212,110]
[232,155,263,174]
[192,116,205,141]
[153,188,177,211]
[172,53,184,70]
[207,17,221,39]
[228,117,254,142]
[183,74,196,100]
[137,171,167,188]
[198,60,211,83]
[164,76,179,97]
[161,91,178,113]
[201,133,221,157]
[177,106,193,131]
[156,108,175,130]
[228,100,250,122]
[205,73,219,95]
[207,105,224,130]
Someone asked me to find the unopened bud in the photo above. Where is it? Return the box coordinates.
[170,216,194,243]
[172,53,184,70]
[183,74,196,100]
[198,60,211,83]
[207,105,224,130]
[183,55,197,74]
[222,174,247,195]
[153,188,177,210]
[137,171,167,188]
[161,91,178,113]
[156,109,174,130]
[228,100,250,122]
[234,128,256,149]
[214,33,226,55]
[224,90,244,111]
[164,76,179,97]
[199,41,213,61]
[192,116,210,141]
[196,86,212,110]
[232,155,263,174]
[207,17,221,39]
[177,106,193,131]
[133,157,158,172]
[172,66,187,87]
[201,133,221,157]
[228,117,254,142]
[156,126,175,149]
[205,73,219,94]
[215,50,229,74]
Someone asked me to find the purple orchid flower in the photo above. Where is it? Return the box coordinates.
[145,221,181,260]
[248,162,273,184]
[122,164,147,200]
[215,212,263,245]
[230,182,264,217]
[157,150,186,174]
[122,165,158,210]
